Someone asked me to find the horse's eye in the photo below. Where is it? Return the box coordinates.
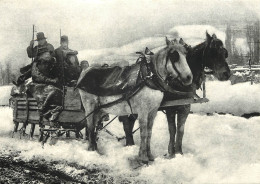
[169,50,180,63]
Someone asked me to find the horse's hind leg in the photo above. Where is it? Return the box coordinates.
[175,105,190,155]
[147,108,158,161]
[86,112,97,151]
[166,108,177,158]
[120,114,137,146]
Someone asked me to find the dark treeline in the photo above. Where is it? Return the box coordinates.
[0,62,19,86]
[225,20,260,66]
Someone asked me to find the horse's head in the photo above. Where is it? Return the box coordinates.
[164,37,193,86]
[204,32,231,81]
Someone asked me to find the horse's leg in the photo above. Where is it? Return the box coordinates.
[86,111,97,151]
[120,115,136,146]
[175,105,190,155]
[79,91,97,151]
[147,108,158,161]
[138,115,149,164]
[166,108,177,158]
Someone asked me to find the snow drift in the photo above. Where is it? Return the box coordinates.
[191,81,260,116]
[0,107,260,183]
[78,24,226,65]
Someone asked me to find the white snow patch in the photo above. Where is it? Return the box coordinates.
[235,38,249,54]
[192,81,260,116]
[168,25,226,46]
[0,85,12,106]
[0,108,260,183]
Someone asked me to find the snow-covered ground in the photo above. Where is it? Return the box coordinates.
[192,80,260,116]
[0,85,12,106]
[0,106,260,183]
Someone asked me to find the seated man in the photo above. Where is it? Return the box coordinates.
[15,32,55,86]
[26,42,63,127]
[55,35,81,87]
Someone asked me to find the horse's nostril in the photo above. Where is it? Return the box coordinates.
[187,75,191,81]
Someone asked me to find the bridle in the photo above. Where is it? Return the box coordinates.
[165,51,182,81]
[136,47,193,95]
[201,39,228,75]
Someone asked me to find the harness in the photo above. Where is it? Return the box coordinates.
[76,48,192,124]
[137,49,193,96]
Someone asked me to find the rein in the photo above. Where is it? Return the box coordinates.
[75,48,193,125]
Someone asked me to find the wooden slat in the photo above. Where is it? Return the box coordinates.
[160,98,209,108]
[17,106,38,110]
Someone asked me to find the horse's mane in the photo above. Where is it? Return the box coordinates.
[153,43,187,59]
[152,43,187,69]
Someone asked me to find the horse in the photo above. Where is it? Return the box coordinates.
[120,32,231,158]
[76,39,193,163]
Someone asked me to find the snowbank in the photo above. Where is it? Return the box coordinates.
[78,24,225,65]
[0,85,12,106]
[78,37,164,66]
[192,81,260,116]
[0,108,260,183]
[169,25,225,46]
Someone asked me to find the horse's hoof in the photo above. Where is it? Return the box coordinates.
[175,148,183,155]
[88,145,97,151]
[164,153,175,159]
[148,153,155,161]
[137,156,149,165]
[125,143,135,146]
[128,157,146,169]
[176,151,183,155]
[142,160,149,165]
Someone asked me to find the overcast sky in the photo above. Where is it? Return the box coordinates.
[0,0,259,68]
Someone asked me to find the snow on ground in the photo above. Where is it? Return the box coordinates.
[0,106,260,183]
[192,80,260,116]
[0,85,12,106]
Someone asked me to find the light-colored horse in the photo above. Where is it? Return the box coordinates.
[78,39,193,163]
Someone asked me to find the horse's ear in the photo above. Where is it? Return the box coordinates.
[179,38,184,45]
[168,50,180,63]
[212,34,217,40]
[206,31,212,42]
[166,36,171,46]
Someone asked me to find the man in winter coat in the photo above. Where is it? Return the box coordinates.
[54,35,81,87]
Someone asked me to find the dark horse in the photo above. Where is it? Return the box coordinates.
[119,32,231,158]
